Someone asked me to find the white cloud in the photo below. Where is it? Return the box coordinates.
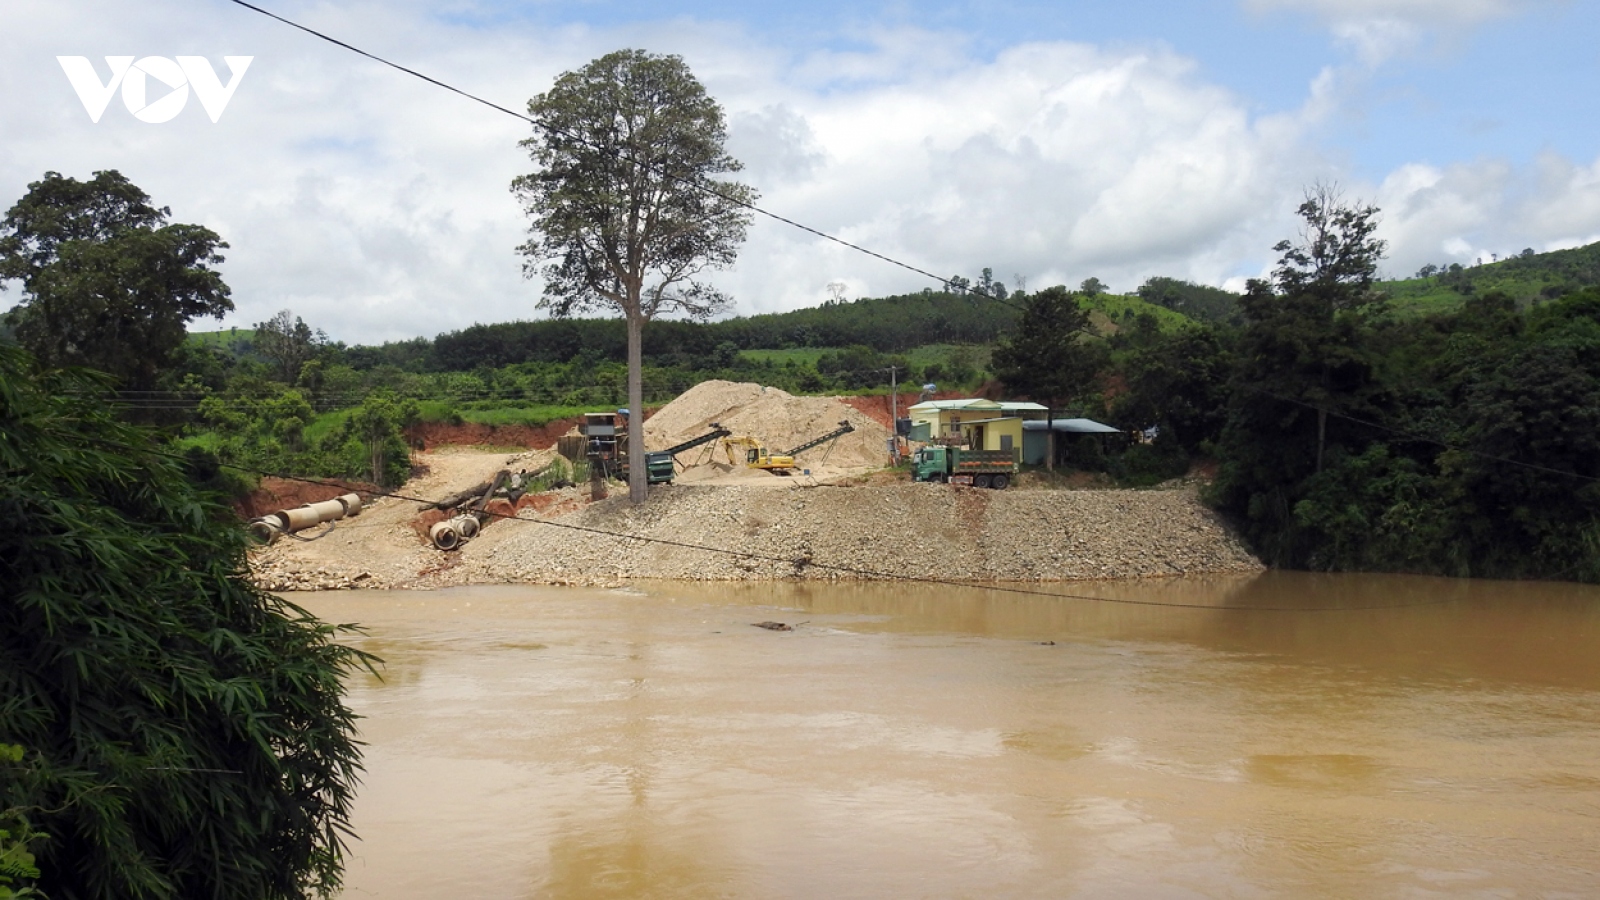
[714,37,1329,311]
[7,6,1334,338]
[1373,152,1600,275]
[1243,0,1552,64]
[1243,0,1539,27]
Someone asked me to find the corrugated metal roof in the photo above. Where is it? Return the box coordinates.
[1022,418,1121,434]
[997,401,1049,412]
[907,398,1002,411]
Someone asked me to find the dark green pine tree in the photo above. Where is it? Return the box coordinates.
[991,285,1108,411]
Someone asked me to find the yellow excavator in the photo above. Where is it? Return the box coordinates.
[721,436,796,473]
[721,421,855,475]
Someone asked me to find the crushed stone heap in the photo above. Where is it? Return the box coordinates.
[460,483,1263,584]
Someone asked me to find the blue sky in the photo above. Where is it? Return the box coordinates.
[2,0,1597,342]
[450,0,1599,171]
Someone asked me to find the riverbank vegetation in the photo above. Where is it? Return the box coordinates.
[0,342,372,898]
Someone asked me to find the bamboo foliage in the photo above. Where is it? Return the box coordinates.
[0,343,375,899]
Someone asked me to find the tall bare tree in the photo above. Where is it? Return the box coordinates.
[512,49,756,503]
[253,308,324,384]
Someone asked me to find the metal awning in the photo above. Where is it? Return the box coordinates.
[1022,418,1120,434]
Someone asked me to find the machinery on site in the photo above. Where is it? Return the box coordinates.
[579,411,626,480]
[578,411,735,486]
[722,436,796,472]
[623,423,732,485]
[784,420,855,462]
[911,445,1017,489]
[723,420,856,475]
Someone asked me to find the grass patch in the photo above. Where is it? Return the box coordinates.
[453,399,586,426]
[454,404,588,427]
[304,408,354,446]
[1081,293,1195,333]
[740,347,826,366]
[187,329,257,355]
[741,343,992,371]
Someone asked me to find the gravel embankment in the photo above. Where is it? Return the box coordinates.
[453,483,1262,585]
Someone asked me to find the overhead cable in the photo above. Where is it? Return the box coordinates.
[223,0,1024,310]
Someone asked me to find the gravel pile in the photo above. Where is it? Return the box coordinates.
[457,483,1262,585]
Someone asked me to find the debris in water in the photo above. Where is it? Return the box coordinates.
[752,621,793,631]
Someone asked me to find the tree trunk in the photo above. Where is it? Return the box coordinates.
[627,310,647,504]
[1046,408,1055,472]
[1316,407,1326,474]
[369,428,383,487]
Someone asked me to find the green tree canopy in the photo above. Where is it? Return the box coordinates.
[512,49,757,502]
[0,343,371,898]
[991,286,1107,410]
[1212,189,1387,563]
[0,171,232,402]
[1270,183,1386,308]
[254,309,325,384]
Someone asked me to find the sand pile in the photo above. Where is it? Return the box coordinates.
[643,380,890,469]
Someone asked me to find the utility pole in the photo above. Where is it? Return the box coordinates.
[887,365,901,463]
[1046,407,1055,472]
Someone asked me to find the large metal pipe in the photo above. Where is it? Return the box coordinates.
[250,491,363,545]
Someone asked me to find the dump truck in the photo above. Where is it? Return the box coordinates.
[911,445,1017,489]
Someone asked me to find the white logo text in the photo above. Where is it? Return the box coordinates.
[58,56,253,123]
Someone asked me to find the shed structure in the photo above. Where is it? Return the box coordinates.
[1021,418,1122,465]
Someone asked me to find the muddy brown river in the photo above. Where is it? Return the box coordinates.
[304,572,1600,898]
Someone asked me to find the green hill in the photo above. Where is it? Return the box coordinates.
[187,328,256,356]
[1383,240,1600,316]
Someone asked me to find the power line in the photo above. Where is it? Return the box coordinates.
[223,0,1026,311]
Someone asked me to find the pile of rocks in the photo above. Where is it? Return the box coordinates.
[249,558,381,592]
[459,482,1262,584]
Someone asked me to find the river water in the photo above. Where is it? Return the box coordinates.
[306,572,1600,898]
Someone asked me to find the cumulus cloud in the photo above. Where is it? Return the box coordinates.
[4,4,1329,337]
[715,36,1331,311]
[1374,152,1600,275]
